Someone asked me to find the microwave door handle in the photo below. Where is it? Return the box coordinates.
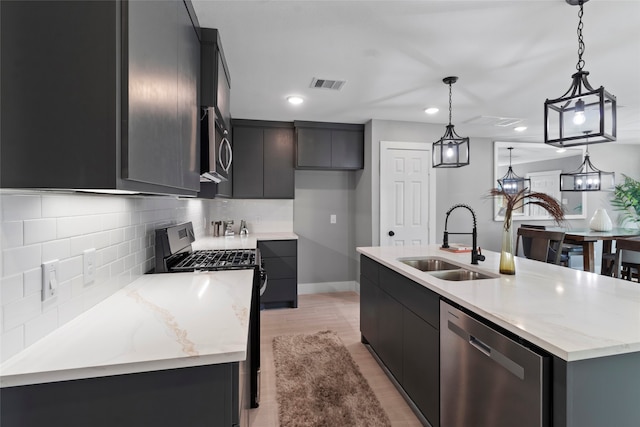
[224,137,233,172]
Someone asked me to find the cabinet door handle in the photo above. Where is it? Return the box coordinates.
[388,231,395,236]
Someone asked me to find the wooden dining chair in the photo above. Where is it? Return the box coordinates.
[613,237,640,281]
[520,224,583,267]
[516,227,566,265]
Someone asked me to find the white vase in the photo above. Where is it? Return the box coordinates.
[589,208,613,231]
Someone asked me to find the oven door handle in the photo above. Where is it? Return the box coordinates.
[259,271,268,296]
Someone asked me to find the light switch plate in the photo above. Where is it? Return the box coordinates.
[42,259,60,301]
[330,214,337,224]
[83,248,96,285]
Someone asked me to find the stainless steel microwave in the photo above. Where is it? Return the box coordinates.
[200,107,231,183]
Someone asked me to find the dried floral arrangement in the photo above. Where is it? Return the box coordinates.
[489,188,565,229]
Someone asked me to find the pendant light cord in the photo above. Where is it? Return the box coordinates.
[576,0,585,72]
[448,82,453,126]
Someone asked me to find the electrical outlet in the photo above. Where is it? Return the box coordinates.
[83,248,96,285]
[42,260,60,301]
[330,214,337,224]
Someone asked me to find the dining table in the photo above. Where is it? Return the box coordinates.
[552,227,640,273]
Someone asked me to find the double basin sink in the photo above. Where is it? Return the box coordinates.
[399,257,498,281]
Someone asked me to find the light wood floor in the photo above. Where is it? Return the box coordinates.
[249,292,423,427]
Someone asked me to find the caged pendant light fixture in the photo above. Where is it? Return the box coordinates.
[497,147,531,194]
[559,136,615,192]
[544,0,616,148]
[432,76,470,168]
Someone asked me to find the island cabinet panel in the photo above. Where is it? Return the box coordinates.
[232,120,295,199]
[259,240,298,308]
[377,289,405,381]
[359,256,440,427]
[295,121,364,170]
[0,0,200,196]
[403,309,440,427]
[0,363,243,427]
[552,352,640,427]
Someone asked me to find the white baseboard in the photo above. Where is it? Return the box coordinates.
[298,281,358,295]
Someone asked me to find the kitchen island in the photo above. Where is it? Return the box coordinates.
[358,245,640,427]
[0,270,255,427]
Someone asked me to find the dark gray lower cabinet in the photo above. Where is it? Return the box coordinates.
[403,309,440,427]
[360,255,439,427]
[377,289,404,381]
[0,363,245,427]
[259,240,298,308]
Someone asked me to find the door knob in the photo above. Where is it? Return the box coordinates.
[388,231,395,236]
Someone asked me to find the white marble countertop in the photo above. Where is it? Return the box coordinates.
[192,232,298,251]
[0,270,254,388]
[358,245,640,362]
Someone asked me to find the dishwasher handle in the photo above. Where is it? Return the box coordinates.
[469,335,491,357]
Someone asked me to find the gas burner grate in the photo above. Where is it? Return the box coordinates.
[171,249,257,271]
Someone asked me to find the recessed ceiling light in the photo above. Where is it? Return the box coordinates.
[424,107,439,115]
[514,126,527,132]
[287,96,304,105]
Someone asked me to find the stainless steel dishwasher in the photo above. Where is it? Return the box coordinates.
[440,301,550,427]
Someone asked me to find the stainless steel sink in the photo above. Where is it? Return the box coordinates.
[428,269,498,281]
[399,258,461,272]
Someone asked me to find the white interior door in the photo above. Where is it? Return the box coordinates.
[380,141,435,246]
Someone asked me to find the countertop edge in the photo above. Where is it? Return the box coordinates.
[0,350,246,388]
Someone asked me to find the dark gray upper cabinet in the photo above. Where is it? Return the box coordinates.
[0,0,200,196]
[232,120,295,199]
[294,121,364,170]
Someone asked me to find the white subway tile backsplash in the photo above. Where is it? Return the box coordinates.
[3,293,41,331]
[23,267,42,297]
[42,239,71,262]
[3,244,41,277]
[1,221,23,249]
[23,218,57,245]
[1,194,41,221]
[1,274,23,305]
[58,256,82,282]
[69,234,96,257]
[57,215,102,238]
[25,308,58,347]
[110,228,125,245]
[1,191,208,361]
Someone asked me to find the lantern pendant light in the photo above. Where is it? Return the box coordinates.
[544,0,616,148]
[498,147,531,194]
[559,132,615,192]
[432,76,470,168]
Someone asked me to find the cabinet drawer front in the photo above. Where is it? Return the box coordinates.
[261,279,297,303]
[258,240,297,258]
[263,256,296,279]
[380,266,439,329]
[360,255,379,285]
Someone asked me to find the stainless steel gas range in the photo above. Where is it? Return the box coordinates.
[154,222,265,408]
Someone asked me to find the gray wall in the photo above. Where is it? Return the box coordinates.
[355,119,640,269]
[294,170,356,284]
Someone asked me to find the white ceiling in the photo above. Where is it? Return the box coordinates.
[191,0,640,144]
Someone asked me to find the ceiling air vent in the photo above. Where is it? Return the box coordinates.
[464,116,523,127]
[310,77,346,91]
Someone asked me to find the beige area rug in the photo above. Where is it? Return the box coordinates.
[272,330,392,427]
